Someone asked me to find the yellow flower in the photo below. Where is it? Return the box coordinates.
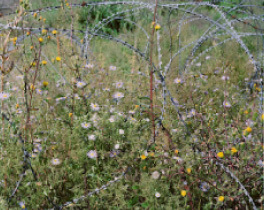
[218,196,225,202]
[66,2,69,6]
[262,114,264,121]
[30,46,34,50]
[39,16,42,20]
[42,29,47,34]
[43,81,49,87]
[186,168,192,174]
[255,87,261,92]
[43,18,46,22]
[174,149,179,155]
[135,105,139,109]
[149,152,155,157]
[30,84,35,90]
[217,152,224,158]
[141,155,147,160]
[181,190,187,197]
[33,13,37,18]
[143,166,146,170]
[155,24,161,30]
[42,60,47,65]
[151,21,155,28]
[26,31,31,36]
[244,110,248,115]
[245,127,252,133]
[56,56,61,61]
[16,104,19,109]
[31,62,36,67]
[231,147,238,154]
[69,113,73,117]
[38,37,43,42]
[52,30,57,35]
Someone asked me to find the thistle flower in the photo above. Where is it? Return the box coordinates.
[87,150,97,159]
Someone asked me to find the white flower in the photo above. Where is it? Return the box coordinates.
[109,65,117,71]
[85,63,94,69]
[205,56,211,60]
[103,87,110,91]
[114,144,120,150]
[51,158,61,165]
[223,101,231,108]
[36,89,42,95]
[129,110,135,114]
[90,103,100,111]
[221,75,230,81]
[257,160,264,167]
[74,94,80,99]
[196,62,201,67]
[81,122,91,129]
[115,81,124,89]
[88,134,96,141]
[174,78,182,84]
[0,92,10,100]
[113,92,124,99]
[56,96,67,102]
[119,129,124,135]
[76,81,86,88]
[109,116,115,123]
[87,150,97,159]
[152,171,160,179]
[171,129,178,133]
[155,192,161,198]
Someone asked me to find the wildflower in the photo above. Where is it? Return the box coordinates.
[88,134,96,141]
[119,129,124,135]
[115,81,124,89]
[26,31,30,36]
[174,77,182,84]
[221,76,230,81]
[56,56,61,61]
[262,113,264,121]
[155,192,161,198]
[244,110,249,114]
[30,84,35,90]
[16,104,19,109]
[38,37,43,42]
[200,182,210,192]
[223,101,231,108]
[218,196,225,202]
[81,122,91,129]
[186,168,192,174]
[76,81,86,88]
[109,115,115,123]
[113,92,124,99]
[245,126,252,133]
[257,160,264,167]
[155,24,161,30]
[36,89,42,95]
[85,63,94,69]
[217,152,224,158]
[31,62,36,67]
[30,46,34,50]
[231,147,238,154]
[110,150,120,158]
[52,30,57,35]
[43,81,49,87]
[69,113,73,117]
[90,103,100,111]
[149,152,155,157]
[33,13,37,18]
[0,92,10,100]
[19,201,26,209]
[51,158,61,165]
[181,190,187,197]
[152,171,160,179]
[109,65,117,71]
[114,144,120,149]
[141,154,147,160]
[87,150,97,159]
[42,60,47,65]
[42,29,47,34]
